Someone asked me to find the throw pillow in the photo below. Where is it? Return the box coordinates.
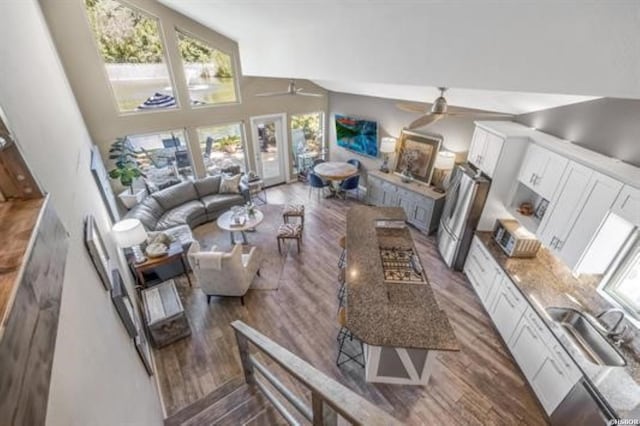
[219,174,241,194]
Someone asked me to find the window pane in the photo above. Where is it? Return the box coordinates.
[291,112,324,172]
[177,30,238,106]
[610,248,640,312]
[85,0,176,112]
[197,124,245,175]
[126,130,194,187]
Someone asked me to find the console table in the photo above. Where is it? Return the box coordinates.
[366,170,445,234]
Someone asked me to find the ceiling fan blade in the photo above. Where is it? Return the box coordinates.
[408,114,443,130]
[297,91,324,97]
[446,111,513,118]
[255,91,290,97]
[397,102,427,113]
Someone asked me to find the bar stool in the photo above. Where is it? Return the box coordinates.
[276,223,303,254]
[338,235,346,269]
[336,307,364,368]
[282,204,305,229]
[337,268,346,303]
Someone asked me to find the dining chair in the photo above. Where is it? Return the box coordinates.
[308,172,329,200]
[346,158,361,170]
[339,174,360,201]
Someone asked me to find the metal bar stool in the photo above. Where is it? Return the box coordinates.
[336,307,364,368]
[338,235,346,269]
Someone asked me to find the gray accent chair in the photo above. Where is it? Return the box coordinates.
[187,241,261,305]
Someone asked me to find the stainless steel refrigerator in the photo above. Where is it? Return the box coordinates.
[437,164,490,270]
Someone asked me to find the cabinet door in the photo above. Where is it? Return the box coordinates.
[538,161,592,251]
[412,200,433,231]
[479,131,504,178]
[535,149,568,201]
[557,172,622,269]
[489,279,527,342]
[518,144,543,191]
[468,127,488,168]
[531,356,575,414]
[509,317,546,381]
[612,185,640,226]
[397,192,415,220]
[367,178,383,205]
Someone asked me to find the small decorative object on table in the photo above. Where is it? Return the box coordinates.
[400,168,414,183]
[517,202,534,216]
[534,198,549,219]
[246,201,257,217]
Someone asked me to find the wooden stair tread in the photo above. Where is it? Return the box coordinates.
[213,392,269,426]
[182,383,259,426]
[164,376,245,426]
[243,406,287,426]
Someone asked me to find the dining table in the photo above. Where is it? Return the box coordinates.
[313,161,359,198]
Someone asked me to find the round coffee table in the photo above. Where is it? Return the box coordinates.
[217,209,264,245]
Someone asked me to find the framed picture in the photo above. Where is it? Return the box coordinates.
[335,114,378,157]
[84,215,112,291]
[90,145,120,224]
[134,332,154,376]
[111,268,138,338]
[394,129,442,183]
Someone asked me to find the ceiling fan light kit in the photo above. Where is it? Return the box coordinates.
[398,87,513,130]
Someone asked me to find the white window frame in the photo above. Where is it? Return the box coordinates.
[196,122,249,175]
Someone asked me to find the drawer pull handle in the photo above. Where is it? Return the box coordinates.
[549,359,564,376]
[529,313,544,332]
[505,285,520,302]
[554,346,571,368]
[525,325,538,340]
[502,292,516,308]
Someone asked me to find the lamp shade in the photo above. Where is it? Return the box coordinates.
[380,137,397,154]
[112,219,147,248]
[434,151,456,170]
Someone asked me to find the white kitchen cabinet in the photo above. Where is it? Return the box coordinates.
[531,355,576,414]
[539,162,623,269]
[468,127,504,178]
[517,144,568,201]
[509,315,546,380]
[488,276,527,343]
[464,238,501,307]
[611,185,640,226]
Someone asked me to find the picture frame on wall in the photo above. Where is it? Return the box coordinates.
[394,129,442,184]
[90,145,120,224]
[84,215,112,291]
[110,268,138,338]
[134,330,154,376]
[334,114,378,158]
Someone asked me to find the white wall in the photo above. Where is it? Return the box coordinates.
[0,1,164,425]
[327,92,478,184]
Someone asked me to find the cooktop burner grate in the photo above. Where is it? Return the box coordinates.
[379,247,427,284]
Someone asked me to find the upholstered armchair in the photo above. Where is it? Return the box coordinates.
[187,241,261,305]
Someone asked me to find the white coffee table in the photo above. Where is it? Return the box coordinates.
[217,209,264,245]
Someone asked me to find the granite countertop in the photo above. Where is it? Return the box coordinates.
[368,170,446,200]
[345,205,458,351]
[476,232,640,419]
[0,198,45,324]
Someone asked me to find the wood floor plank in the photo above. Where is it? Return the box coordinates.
[153,182,548,425]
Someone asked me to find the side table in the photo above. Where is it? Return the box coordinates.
[247,178,267,205]
[141,279,191,348]
[130,241,192,288]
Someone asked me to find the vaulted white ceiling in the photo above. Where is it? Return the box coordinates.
[159,0,638,113]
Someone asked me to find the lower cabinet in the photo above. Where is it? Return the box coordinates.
[366,171,444,234]
[465,236,582,416]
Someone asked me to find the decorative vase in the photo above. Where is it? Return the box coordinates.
[400,168,413,183]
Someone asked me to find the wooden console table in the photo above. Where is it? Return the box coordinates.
[129,241,191,288]
[366,170,445,234]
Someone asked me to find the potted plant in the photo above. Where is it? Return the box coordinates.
[108,137,147,209]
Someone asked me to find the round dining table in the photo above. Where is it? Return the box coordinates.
[313,161,358,198]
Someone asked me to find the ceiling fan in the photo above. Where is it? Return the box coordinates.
[397,87,512,129]
[255,79,323,98]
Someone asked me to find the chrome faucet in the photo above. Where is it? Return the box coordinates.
[596,308,627,338]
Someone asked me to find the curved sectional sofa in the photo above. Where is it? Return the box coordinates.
[125,175,249,238]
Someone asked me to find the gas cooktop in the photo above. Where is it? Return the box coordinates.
[379,246,427,284]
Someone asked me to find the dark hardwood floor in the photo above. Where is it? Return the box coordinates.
[153,182,548,425]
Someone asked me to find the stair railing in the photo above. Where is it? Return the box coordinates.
[231,320,400,426]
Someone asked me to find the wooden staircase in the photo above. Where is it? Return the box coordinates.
[165,321,400,426]
[164,376,287,426]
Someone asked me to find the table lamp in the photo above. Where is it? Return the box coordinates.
[432,151,456,190]
[379,137,397,173]
[113,218,148,264]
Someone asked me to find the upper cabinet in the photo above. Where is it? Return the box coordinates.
[517,144,568,201]
[537,161,623,269]
[611,185,640,226]
[468,127,504,178]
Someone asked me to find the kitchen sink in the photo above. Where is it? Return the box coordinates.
[546,307,627,367]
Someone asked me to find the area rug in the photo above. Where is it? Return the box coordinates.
[191,204,294,290]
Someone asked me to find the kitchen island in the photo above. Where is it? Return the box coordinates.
[346,205,458,385]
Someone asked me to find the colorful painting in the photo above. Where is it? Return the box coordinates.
[335,114,378,157]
